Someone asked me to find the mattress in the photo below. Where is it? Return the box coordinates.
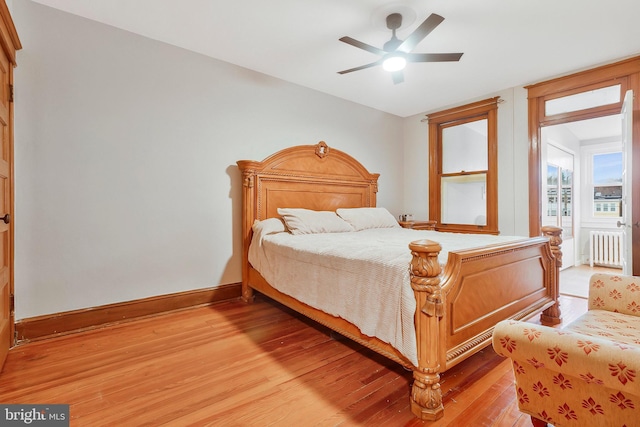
[249,226,524,366]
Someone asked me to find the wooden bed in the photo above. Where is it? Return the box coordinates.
[236,141,562,421]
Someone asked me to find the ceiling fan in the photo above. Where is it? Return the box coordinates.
[337,12,463,84]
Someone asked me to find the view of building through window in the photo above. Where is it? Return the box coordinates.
[546,163,573,238]
[546,166,573,217]
[593,152,622,217]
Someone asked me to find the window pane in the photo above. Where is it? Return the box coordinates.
[561,187,572,217]
[561,183,573,238]
[546,193,557,217]
[546,165,558,217]
[441,174,486,225]
[441,119,488,174]
[547,164,558,186]
[592,152,622,218]
[545,84,620,116]
[593,152,622,185]
[543,159,573,238]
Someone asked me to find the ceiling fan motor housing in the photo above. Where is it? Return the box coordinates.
[386,13,402,30]
[383,13,403,51]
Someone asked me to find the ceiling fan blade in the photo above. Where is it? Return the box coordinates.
[406,52,464,62]
[337,60,383,74]
[391,71,404,85]
[397,13,444,53]
[339,36,387,56]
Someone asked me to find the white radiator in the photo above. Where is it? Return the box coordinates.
[589,230,624,268]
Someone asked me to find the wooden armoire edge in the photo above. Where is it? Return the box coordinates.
[14,283,241,344]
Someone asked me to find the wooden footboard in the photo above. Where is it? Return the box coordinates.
[408,226,562,420]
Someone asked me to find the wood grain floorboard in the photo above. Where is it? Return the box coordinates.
[0,294,587,426]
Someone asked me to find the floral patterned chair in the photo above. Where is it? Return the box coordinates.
[492,273,640,427]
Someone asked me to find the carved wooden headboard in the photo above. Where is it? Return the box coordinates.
[236,141,380,279]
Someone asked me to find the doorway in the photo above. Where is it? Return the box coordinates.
[526,56,640,275]
[541,115,625,269]
[541,116,626,295]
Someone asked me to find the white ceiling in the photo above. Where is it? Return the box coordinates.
[30,0,640,118]
[562,115,622,142]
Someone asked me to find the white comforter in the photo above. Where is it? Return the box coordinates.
[249,227,524,366]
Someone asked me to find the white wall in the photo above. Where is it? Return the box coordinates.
[11,1,552,321]
[401,116,429,220]
[12,1,405,319]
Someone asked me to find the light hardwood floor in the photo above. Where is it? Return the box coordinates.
[559,264,622,298]
[0,295,588,426]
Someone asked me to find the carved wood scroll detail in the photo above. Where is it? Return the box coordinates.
[242,172,254,188]
[315,141,329,158]
[542,225,563,269]
[541,225,563,325]
[410,241,444,318]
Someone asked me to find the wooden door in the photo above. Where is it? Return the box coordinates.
[0,38,11,370]
[620,90,634,275]
[0,1,20,372]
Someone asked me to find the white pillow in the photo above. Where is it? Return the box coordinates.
[252,217,286,238]
[249,218,287,271]
[277,208,354,235]
[336,207,400,231]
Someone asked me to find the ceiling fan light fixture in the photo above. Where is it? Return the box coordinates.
[382,54,406,72]
[337,12,462,82]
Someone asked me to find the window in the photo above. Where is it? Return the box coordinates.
[580,141,623,226]
[592,151,622,218]
[545,84,621,116]
[428,97,499,234]
[543,144,574,239]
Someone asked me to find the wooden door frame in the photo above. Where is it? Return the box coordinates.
[0,1,20,363]
[527,56,640,275]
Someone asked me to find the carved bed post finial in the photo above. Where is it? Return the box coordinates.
[408,239,445,421]
[541,226,562,325]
